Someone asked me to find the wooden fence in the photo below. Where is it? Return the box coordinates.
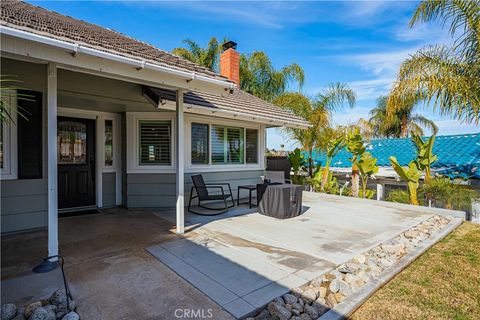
[266,156,291,179]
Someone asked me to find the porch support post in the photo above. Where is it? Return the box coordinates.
[47,63,58,257]
[175,89,185,234]
[376,182,385,201]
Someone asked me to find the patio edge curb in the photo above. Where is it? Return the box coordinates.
[318,217,464,320]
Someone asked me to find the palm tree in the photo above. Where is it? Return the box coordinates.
[240,51,304,102]
[172,37,221,70]
[274,83,356,177]
[388,0,480,124]
[371,96,437,138]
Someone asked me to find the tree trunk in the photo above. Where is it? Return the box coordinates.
[408,183,419,205]
[321,159,331,190]
[351,164,360,197]
[401,114,408,137]
[308,149,314,178]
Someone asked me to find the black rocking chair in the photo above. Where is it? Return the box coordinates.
[188,174,235,215]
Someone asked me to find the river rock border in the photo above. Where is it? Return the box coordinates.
[247,215,456,320]
[1,289,79,320]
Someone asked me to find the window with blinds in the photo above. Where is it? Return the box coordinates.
[191,123,209,164]
[138,120,171,165]
[211,125,244,164]
[245,129,258,164]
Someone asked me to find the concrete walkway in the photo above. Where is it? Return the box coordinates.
[148,192,459,318]
[1,208,234,320]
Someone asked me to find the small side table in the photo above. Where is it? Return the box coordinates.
[237,185,257,208]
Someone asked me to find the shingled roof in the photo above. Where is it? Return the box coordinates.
[312,133,480,179]
[1,0,309,128]
[0,0,225,81]
[145,87,309,127]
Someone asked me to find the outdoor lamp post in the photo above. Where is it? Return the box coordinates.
[32,255,71,311]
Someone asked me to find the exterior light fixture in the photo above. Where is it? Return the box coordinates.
[32,255,72,311]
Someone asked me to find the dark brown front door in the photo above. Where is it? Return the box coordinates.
[58,117,96,209]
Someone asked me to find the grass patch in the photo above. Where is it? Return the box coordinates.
[351,222,480,320]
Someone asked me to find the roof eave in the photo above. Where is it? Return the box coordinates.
[0,25,236,91]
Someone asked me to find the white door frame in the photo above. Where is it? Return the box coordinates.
[57,107,122,208]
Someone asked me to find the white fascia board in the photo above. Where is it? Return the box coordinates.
[151,96,310,129]
[0,26,235,93]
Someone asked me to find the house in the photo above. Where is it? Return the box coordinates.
[0,0,309,261]
[312,133,480,199]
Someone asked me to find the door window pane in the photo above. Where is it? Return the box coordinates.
[246,129,258,164]
[105,120,113,166]
[139,120,171,165]
[58,121,87,164]
[191,123,209,164]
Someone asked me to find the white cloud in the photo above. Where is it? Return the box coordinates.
[348,77,396,101]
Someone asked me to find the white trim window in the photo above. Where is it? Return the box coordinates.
[1,95,18,180]
[138,120,172,166]
[188,118,261,170]
[126,112,175,173]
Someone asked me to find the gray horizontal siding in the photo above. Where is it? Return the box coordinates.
[126,170,263,209]
[102,172,116,208]
[126,173,176,208]
[1,179,48,233]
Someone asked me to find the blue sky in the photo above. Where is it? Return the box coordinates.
[31,0,479,149]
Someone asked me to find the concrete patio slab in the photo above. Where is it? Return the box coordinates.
[149,192,458,318]
[2,209,234,320]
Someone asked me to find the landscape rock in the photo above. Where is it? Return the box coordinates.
[334,292,345,303]
[61,312,79,320]
[329,279,340,293]
[312,298,328,316]
[404,230,419,239]
[28,306,55,320]
[1,304,17,320]
[273,296,285,306]
[49,290,67,306]
[301,289,317,303]
[304,304,319,319]
[353,254,366,264]
[325,293,337,308]
[24,302,42,319]
[282,293,297,305]
[267,302,291,320]
[315,286,327,298]
[254,309,270,320]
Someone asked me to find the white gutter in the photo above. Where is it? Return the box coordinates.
[0,26,236,90]
[183,101,311,129]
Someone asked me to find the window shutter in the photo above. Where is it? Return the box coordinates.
[211,126,225,164]
[227,127,244,164]
[139,120,171,165]
[246,129,258,164]
[191,123,209,164]
[17,90,42,179]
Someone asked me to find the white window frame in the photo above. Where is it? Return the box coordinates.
[1,95,18,180]
[185,114,264,173]
[126,112,176,173]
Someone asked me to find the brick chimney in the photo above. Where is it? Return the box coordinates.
[220,41,240,85]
